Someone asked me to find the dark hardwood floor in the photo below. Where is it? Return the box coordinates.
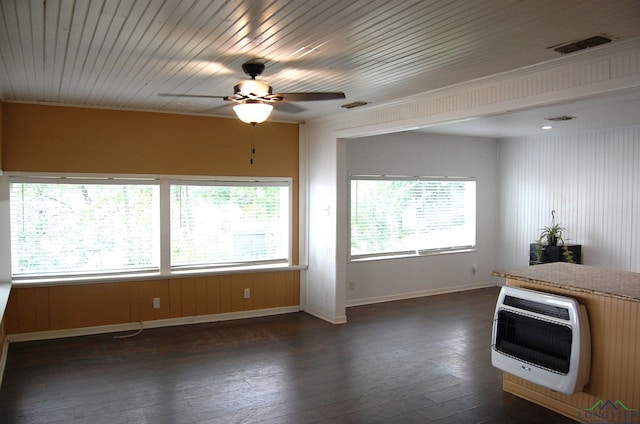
[0,287,575,423]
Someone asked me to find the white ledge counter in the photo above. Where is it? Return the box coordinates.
[493,262,640,303]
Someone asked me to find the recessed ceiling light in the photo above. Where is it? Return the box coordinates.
[542,125,553,130]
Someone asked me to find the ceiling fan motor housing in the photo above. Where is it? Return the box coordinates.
[234,80,272,97]
[242,62,265,79]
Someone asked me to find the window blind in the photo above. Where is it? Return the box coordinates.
[10,178,160,278]
[350,176,476,259]
[170,182,289,270]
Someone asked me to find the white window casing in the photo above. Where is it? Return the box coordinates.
[8,173,293,284]
[349,175,476,261]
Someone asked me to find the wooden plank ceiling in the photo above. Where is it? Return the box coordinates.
[0,0,639,123]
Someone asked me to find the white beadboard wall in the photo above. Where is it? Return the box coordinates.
[498,125,640,272]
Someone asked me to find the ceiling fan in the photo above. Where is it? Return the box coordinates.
[159,61,345,124]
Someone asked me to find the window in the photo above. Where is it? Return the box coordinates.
[9,175,292,282]
[170,181,290,270]
[350,176,476,260]
[10,177,160,279]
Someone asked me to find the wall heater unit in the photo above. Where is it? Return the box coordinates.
[491,286,591,395]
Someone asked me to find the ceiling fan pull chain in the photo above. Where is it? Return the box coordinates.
[250,125,256,165]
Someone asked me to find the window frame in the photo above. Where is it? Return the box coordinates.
[349,174,477,262]
[167,178,293,273]
[7,172,294,285]
[10,175,162,281]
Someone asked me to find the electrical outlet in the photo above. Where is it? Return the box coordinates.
[243,288,250,299]
[348,281,355,290]
[153,297,160,309]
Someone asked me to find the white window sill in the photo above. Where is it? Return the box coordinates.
[349,248,477,263]
[11,264,308,287]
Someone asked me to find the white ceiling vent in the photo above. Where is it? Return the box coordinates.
[550,35,612,55]
[341,101,370,109]
[546,116,576,122]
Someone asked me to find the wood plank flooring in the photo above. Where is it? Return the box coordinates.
[0,287,575,423]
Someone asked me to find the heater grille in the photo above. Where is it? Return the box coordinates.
[494,309,573,374]
[503,295,570,320]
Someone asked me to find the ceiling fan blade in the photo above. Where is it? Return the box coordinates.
[276,92,345,102]
[274,102,307,114]
[158,93,227,99]
[202,103,233,114]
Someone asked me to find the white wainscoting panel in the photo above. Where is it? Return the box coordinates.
[498,125,640,272]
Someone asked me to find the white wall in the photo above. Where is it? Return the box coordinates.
[0,175,11,319]
[498,125,640,272]
[346,132,499,305]
[302,123,347,323]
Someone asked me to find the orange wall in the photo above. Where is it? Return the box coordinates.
[2,103,298,177]
[4,272,300,334]
[2,103,301,335]
[2,102,299,262]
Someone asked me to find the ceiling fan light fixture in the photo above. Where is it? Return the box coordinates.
[233,101,273,124]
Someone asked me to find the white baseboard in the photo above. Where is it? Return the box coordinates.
[345,281,499,308]
[303,306,348,324]
[6,306,301,343]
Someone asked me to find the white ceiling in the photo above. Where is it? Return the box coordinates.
[414,87,640,138]
[1,0,639,133]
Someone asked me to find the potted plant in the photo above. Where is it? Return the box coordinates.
[532,210,575,264]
